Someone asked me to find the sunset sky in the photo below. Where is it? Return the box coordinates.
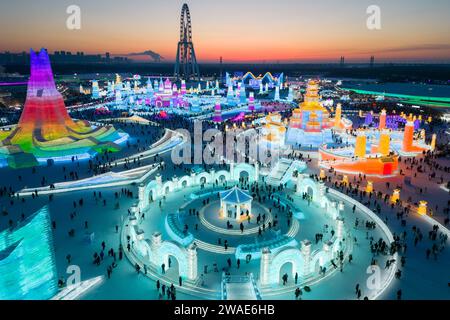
[1,0,450,63]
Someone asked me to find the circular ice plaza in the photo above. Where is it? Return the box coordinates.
[120,161,397,300]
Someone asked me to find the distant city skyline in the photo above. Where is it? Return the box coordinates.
[1,0,450,63]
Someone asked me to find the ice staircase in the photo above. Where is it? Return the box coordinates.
[266,158,305,187]
[221,273,262,300]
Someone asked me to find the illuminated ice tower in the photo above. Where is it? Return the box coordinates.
[226,72,232,87]
[248,92,255,112]
[285,80,342,149]
[107,81,114,95]
[402,120,414,152]
[213,100,223,123]
[91,80,100,99]
[334,103,342,128]
[227,83,234,104]
[158,79,164,93]
[146,78,154,98]
[289,80,331,131]
[379,109,387,129]
[190,95,200,112]
[181,80,187,95]
[174,3,200,80]
[239,82,246,104]
[378,129,391,156]
[125,81,131,93]
[115,89,122,104]
[287,86,294,102]
[431,134,437,151]
[274,85,280,101]
[354,130,367,158]
[172,84,178,98]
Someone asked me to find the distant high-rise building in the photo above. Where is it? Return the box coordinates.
[370,55,375,67]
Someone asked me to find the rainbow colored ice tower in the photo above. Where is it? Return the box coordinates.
[0,48,128,168]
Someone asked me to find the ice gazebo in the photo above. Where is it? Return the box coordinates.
[219,186,253,221]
